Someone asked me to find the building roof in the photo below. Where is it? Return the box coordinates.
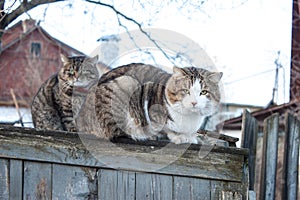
[222,98,300,130]
[0,19,85,106]
[1,19,85,55]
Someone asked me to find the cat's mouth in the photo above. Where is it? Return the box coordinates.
[73,86,89,93]
[189,107,201,112]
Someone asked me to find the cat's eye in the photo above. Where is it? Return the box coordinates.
[69,69,75,76]
[182,89,190,95]
[200,90,208,95]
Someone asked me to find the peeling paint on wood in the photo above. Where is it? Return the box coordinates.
[52,164,97,199]
[23,161,52,200]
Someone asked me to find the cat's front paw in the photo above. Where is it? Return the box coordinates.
[168,133,198,144]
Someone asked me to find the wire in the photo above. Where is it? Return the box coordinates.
[224,68,276,85]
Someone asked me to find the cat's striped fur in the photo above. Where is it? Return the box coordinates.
[31,54,98,132]
[80,63,222,144]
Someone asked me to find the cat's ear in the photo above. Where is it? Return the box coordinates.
[173,66,185,75]
[60,54,69,65]
[88,55,99,64]
[208,72,223,83]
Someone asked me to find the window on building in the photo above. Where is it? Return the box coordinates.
[31,42,41,57]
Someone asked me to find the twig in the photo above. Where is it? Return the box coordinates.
[85,0,176,65]
[10,88,24,127]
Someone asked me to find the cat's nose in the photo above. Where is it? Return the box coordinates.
[191,102,197,107]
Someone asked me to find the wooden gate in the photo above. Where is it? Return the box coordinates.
[0,125,249,200]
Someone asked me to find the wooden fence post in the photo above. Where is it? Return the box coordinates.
[241,109,258,191]
[282,113,300,200]
[260,113,279,200]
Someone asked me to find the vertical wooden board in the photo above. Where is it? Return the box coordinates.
[283,113,300,200]
[23,161,52,200]
[0,159,9,200]
[241,109,258,190]
[173,176,210,200]
[52,164,97,200]
[136,172,172,200]
[260,113,279,200]
[116,170,135,200]
[9,159,23,200]
[211,180,246,200]
[98,169,118,200]
[98,169,135,200]
[254,136,263,200]
[275,135,285,200]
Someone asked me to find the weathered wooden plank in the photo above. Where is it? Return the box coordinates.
[241,109,258,190]
[248,191,256,200]
[98,169,118,200]
[173,176,210,200]
[260,113,279,200]
[85,139,246,181]
[0,125,248,181]
[283,113,300,200]
[254,136,263,200]
[197,130,239,147]
[9,159,23,200]
[116,170,135,200]
[136,172,172,200]
[211,180,247,200]
[0,159,9,200]
[52,164,97,200]
[23,161,52,200]
[98,169,135,200]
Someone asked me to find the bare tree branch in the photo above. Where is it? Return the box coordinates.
[0,0,207,65]
[85,0,175,64]
[0,0,64,40]
[5,0,63,28]
[0,0,17,31]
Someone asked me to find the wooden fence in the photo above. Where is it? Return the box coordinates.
[0,125,249,200]
[241,110,300,200]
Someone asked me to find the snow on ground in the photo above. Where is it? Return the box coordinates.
[0,106,33,128]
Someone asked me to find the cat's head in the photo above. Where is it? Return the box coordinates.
[166,66,222,116]
[59,54,99,88]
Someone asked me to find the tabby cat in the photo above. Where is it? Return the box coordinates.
[79,63,222,144]
[31,54,99,132]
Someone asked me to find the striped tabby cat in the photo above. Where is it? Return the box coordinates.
[83,63,222,144]
[31,54,99,132]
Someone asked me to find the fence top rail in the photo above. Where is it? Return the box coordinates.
[0,125,248,182]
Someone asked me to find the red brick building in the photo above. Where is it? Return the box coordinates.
[0,19,84,107]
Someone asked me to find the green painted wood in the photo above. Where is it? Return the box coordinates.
[23,161,52,200]
[9,159,23,200]
[52,164,97,200]
[135,172,172,200]
[0,159,9,200]
[98,169,135,200]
